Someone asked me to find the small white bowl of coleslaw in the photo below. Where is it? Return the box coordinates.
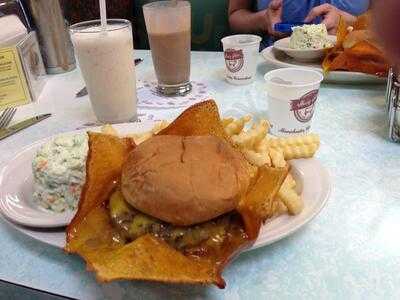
[274,24,336,62]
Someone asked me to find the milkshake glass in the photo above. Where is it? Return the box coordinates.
[143,1,191,96]
[70,19,137,123]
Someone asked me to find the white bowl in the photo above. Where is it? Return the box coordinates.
[273,36,336,62]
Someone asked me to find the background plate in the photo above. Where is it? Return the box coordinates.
[262,46,386,84]
[273,36,336,63]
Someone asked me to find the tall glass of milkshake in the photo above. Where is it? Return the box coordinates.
[70,19,137,123]
[143,1,191,96]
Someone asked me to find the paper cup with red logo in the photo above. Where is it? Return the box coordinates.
[264,68,323,137]
[221,34,262,85]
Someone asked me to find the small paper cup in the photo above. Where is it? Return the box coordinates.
[264,68,323,137]
[221,34,261,85]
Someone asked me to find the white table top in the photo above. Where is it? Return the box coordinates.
[0,50,399,299]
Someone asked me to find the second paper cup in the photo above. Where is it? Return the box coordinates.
[264,68,323,137]
[221,34,261,85]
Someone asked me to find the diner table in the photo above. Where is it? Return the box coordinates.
[0,49,399,299]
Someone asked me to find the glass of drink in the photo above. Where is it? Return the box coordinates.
[143,1,191,96]
[70,19,137,123]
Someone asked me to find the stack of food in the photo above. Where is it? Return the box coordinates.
[289,24,334,50]
[31,100,320,288]
[323,13,389,76]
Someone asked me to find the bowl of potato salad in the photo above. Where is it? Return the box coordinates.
[274,24,336,62]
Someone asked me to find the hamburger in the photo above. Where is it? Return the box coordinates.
[65,100,288,288]
[121,135,250,225]
[110,135,251,254]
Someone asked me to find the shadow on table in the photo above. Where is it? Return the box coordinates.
[0,279,75,300]
[257,62,275,76]
[353,88,391,141]
[366,111,390,140]
[321,82,387,90]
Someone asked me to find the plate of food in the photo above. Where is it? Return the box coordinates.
[0,122,165,228]
[264,13,388,84]
[0,100,331,288]
[273,24,336,62]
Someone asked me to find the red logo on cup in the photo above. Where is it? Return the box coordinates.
[224,49,244,73]
[290,90,318,123]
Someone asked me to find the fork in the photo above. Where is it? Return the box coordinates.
[0,107,17,129]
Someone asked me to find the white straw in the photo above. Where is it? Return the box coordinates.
[99,0,107,32]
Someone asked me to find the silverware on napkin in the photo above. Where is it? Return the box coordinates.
[0,114,51,141]
[76,58,143,98]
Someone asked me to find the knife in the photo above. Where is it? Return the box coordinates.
[76,58,143,98]
[0,114,51,141]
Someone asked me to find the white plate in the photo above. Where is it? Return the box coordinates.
[0,123,331,250]
[273,36,336,62]
[251,157,330,249]
[0,137,77,228]
[0,122,155,228]
[262,46,386,84]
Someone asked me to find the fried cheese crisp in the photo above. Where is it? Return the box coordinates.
[158,99,228,140]
[322,14,389,77]
[65,101,288,288]
[66,133,136,231]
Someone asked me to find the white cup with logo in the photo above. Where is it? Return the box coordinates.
[221,34,262,85]
[264,68,324,137]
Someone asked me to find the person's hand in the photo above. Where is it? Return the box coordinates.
[264,0,284,37]
[304,4,356,34]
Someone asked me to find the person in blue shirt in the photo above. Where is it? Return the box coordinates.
[228,0,370,49]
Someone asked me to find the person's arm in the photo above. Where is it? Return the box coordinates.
[304,4,357,34]
[228,0,283,36]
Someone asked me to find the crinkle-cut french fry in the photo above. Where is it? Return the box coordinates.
[273,173,300,216]
[268,148,286,168]
[274,200,288,216]
[224,115,251,136]
[285,173,296,189]
[243,149,271,167]
[231,120,268,149]
[277,186,303,215]
[152,120,170,134]
[255,137,270,154]
[247,163,259,180]
[102,121,169,142]
[101,124,119,136]
[127,132,153,144]
[125,121,170,144]
[254,120,270,142]
[221,117,234,127]
[268,133,320,148]
[279,143,320,160]
[282,173,297,190]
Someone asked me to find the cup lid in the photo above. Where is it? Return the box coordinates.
[264,68,323,88]
[221,34,262,47]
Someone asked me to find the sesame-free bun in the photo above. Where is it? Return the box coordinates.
[121,135,250,226]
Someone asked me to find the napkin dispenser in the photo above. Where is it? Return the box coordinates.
[385,68,400,143]
[0,29,46,111]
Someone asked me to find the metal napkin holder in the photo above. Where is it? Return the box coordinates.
[385,68,400,142]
